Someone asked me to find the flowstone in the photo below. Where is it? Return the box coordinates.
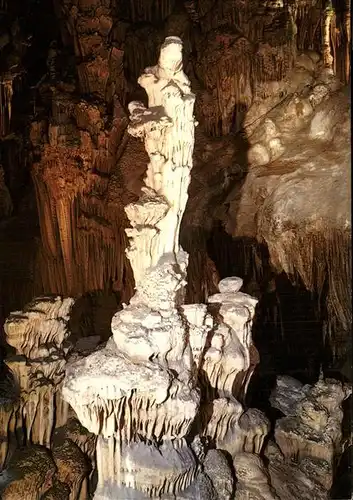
[63,37,265,499]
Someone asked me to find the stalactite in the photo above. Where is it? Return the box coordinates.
[343,5,351,83]
[127,0,175,23]
[262,228,352,359]
[322,2,335,71]
[330,12,337,75]
[56,198,74,294]
[0,79,13,137]
[4,80,13,128]
[2,297,74,465]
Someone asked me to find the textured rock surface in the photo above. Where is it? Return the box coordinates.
[271,375,351,473]
[63,36,262,499]
[225,79,351,355]
[233,452,279,500]
[52,438,90,500]
[264,440,330,500]
[1,296,74,467]
[0,445,57,498]
[203,449,234,500]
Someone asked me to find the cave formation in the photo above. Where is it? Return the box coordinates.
[0,0,351,499]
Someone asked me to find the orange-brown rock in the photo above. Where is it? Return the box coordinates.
[0,446,57,498]
[52,438,90,500]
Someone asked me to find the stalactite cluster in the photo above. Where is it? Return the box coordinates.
[0,1,351,495]
[124,0,176,24]
[192,3,299,135]
[25,1,149,303]
[29,67,134,297]
[10,0,347,349]
[296,0,351,83]
[0,296,99,496]
[0,297,74,467]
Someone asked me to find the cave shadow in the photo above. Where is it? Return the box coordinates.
[180,108,251,305]
[68,289,123,344]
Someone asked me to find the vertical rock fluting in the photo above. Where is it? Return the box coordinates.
[193,1,298,136]
[63,37,267,499]
[30,0,133,299]
[0,78,14,138]
[30,88,134,298]
[0,296,74,469]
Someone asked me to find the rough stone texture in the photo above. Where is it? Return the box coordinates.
[41,480,71,500]
[52,438,90,500]
[0,445,57,498]
[203,449,234,500]
[264,440,330,500]
[62,36,265,499]
[233,452,279,500]
[0,296,74,467]
[271,375,352,478]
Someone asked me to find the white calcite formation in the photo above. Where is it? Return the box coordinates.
[63,36,264,499]
[126,36,196,286]
[206,279,258,397]
[0,296,74,468]
[270,374,352,491]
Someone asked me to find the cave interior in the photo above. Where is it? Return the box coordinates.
[0,0,351,498]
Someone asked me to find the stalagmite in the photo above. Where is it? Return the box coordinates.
[1,296,74,466]
[126,37,196,284]
[270,375,352,490]
[265,376,352,500]
[63,36,262,499]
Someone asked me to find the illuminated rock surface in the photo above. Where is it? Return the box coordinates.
[63,36,263,499]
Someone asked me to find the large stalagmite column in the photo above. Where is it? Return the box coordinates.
[125,36,196,285]
[63,36,265,500]
[63,37,202,499]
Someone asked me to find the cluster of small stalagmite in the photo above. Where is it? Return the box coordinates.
[0,296,98,498]
[1,296,74,463]
[61,37,269,499]
[271,375,352,490]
